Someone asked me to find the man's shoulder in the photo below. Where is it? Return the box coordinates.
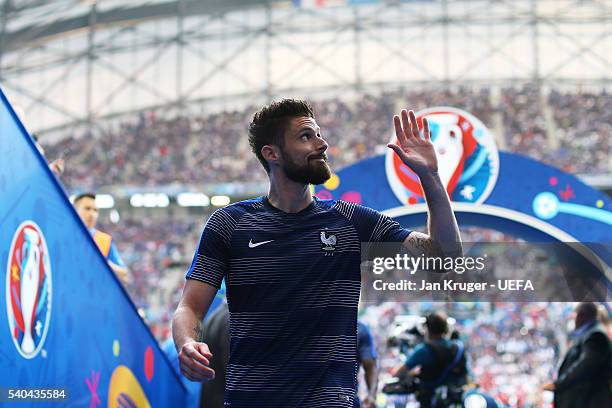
[321,199,381,219]
[412,342,432,354]
[226,196,265,209]
[584,324,612,347]
[92,228,112,240]
[324,198,367,209]
[203,198,266,237]
[422,339,456,355]
[406,342,433,364]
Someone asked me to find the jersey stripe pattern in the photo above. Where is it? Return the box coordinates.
[186,196,411,407]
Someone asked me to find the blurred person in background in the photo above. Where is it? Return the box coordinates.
[393,312,468,408]
[73,192,129,286]
[200,300,230,408]
[32,133,65,177]
[355,320,378,408]
[542,302,612,408]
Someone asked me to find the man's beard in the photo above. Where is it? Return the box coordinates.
[280,150,331,185]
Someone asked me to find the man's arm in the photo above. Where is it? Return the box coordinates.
[107,241,129,285]
[403,169,461,258]
[361,358,378,408]
[391,344,429,379]
[108,261,129,286]
[387,109,462,259]
[172,279,218,381]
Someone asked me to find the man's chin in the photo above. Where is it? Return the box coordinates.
[309,176,330,185]
[282,160,332,185]
[309,163,332,185]
[287,171,330,185]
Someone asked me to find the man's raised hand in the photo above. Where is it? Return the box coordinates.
[387,109,438,177]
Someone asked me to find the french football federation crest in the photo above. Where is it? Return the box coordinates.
[320,230,337,255]
[6,221,52,359]
[385,107,499,205]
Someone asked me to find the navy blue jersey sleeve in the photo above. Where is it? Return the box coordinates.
[186,208,234,288]
[334,201,411,243]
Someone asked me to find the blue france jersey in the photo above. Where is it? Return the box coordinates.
[186,196,411,407]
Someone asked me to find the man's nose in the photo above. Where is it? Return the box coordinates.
[316,136,328,152]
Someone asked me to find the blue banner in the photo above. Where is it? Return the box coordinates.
[0,87,186,407]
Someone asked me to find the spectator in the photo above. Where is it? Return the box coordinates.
[74,193,129,285]
[542,302,612,408]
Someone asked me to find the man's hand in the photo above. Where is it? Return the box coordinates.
[361,394,376,408]
[49,158,65,176]
[408,365,421,377]
[387,109,438,177]
[109,261,128,286]
[178,341,216,382]
[542,382,555,391]
[172,281,218,381]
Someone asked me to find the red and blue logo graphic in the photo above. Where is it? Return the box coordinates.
[5,221,52,359]
[385,107,499,205]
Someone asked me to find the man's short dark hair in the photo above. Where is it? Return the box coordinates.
[425,312,449,336]
[74,192,96,205]
[248,99,315,172]
[576,302,599,322]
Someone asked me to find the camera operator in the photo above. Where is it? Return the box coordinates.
[393,312,468,408]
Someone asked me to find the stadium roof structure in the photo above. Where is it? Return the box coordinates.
[3,0,262,51]
[0,0,610,137]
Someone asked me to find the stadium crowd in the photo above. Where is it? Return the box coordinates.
[45,86,610,191]
[547,89,611,174]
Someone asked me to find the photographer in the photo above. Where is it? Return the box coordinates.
[393,312,468,408]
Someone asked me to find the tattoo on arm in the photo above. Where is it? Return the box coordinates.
[194,321,204,342]
[405,231,442,257]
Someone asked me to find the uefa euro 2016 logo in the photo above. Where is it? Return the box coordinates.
[386,107,499,205]
[5,221,52,359]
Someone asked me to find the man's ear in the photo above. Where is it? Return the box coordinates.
[261,145,281,167]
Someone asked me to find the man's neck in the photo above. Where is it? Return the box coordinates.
[575,319,596,332]
[267,171,313,213]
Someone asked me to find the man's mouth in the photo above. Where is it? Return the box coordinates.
[310,154,328,162]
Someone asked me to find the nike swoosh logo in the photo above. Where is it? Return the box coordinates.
[248,239,274,248]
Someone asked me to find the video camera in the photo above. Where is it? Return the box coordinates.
[386,314,427,356]
[382,314,484,408]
